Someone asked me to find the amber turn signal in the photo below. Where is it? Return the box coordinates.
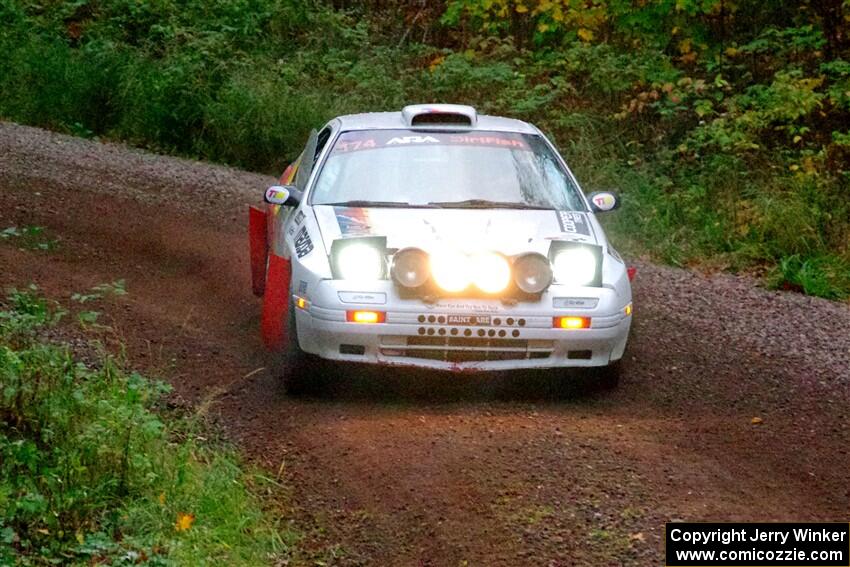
[553,316,590,329]
[346,310,386,324]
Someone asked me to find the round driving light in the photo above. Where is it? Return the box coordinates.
[471,252,511,294]
[391,248,430,288]
[430,250,470,292]
[553,247,597,286]
[513,253,553,293]
[337,243,384,281]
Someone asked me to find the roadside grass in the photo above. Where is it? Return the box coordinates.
[591,157,850,300]
[766,254,850,300]
[0,286,293,565]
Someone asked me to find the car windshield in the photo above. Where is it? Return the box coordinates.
[310,129,585,211]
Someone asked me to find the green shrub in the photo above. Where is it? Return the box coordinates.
[201,71,332,171]
[0,36,123,134]
[768,254,850,300]
[0,287,289,565]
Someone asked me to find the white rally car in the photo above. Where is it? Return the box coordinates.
[248,104,634,394]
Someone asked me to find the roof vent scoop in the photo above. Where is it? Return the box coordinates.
[402,104,477,127]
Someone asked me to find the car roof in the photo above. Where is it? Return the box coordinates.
[334,110,540,135]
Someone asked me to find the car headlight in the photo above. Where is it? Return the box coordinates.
[330,237,386,280]
[430,250,470,292]
[391,248,430,288]
[471,252,511,294]
[513,253,552,294]
[552,247,598,286]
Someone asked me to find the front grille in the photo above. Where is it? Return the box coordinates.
[408,336,527,348]
[380,336,553,362]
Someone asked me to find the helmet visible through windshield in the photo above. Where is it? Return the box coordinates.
[310,129,585,211]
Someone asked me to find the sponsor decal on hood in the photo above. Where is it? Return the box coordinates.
[557,211,591,237]
[334,206,372,236]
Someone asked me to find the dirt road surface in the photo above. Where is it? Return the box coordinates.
[2,122,849,566]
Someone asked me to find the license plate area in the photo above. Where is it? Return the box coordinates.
[446,314,491,326]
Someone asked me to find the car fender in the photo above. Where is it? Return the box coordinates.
[261,195,331,350]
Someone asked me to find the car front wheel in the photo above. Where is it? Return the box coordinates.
[589,360,621,390]
[280,304,325,396]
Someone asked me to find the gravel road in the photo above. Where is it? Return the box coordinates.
[1,121,849,566]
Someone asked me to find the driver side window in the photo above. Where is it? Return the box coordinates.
[314,127,331,160]
[294,126,333,191]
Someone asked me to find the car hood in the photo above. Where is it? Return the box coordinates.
[313,206,599,256]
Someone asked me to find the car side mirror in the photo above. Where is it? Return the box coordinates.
[587,191,619,213]
[264,185,302,207]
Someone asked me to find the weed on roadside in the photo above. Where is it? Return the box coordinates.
[0,286,293,565]
[1,226,58,252]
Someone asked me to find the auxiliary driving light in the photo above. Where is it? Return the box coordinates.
[337,244,383,281]
[552,246,599,286]
[553,316,590,329]
[430,250,470,292]
[513,253,553,294]
[330,237,388,281]
[346,310,386,324]
[391,248,430,288]
[471,252,511,294]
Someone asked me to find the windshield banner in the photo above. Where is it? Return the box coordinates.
[331,130,531,154]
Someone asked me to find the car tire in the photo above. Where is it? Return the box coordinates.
[592,360,621,390]
[280,303,325,397]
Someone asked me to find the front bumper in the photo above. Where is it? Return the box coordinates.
[293,280,632,372]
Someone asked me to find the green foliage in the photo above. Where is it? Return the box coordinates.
[0,287,67,348]
[1,226,58,251]
[0,287,289,565]
[200,71,331,173]
[685,69,826,153]
[768,254,850,299]
[71,280,127,304]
